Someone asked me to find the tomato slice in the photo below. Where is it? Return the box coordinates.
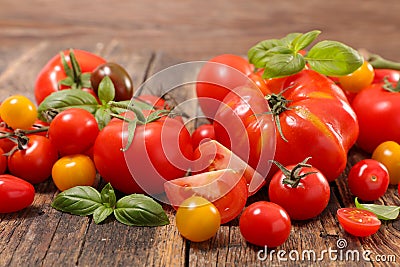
[164,169,248,224]
[337,208,381,237]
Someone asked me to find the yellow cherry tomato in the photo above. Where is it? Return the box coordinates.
[52,154,96,191]
[338,61,374,93]
[372,141,400,185]
[176,196,221,242]
[0,95,37,129]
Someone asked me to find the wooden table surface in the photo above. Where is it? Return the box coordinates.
[1,1,400,266]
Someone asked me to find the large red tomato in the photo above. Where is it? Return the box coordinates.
[94,115,193,195]
[352,82,400,153]
[34,49,106,104]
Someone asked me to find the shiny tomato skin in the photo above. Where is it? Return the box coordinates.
[191,124,215,149]
[49,108,99,155]
[0,95,37,130]
[0,174,35,213]
[337,208,381,237]
[239,201,291,247]
[196,54,254,119]
[338,61,374,93]
[8,135,59,184]
[372,141,400,185]
[347,159,389,201]
[352,83,400,153]
[34,49,106,104]
[372,69,400,84]
[268,165,330,220]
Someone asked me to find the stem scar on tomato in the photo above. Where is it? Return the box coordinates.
[270,157,317,188]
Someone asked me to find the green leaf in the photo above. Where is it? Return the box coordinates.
[281,32,302,47]
[93,206,114,224]
[51,186,103,216]
[95,106,111,130]
[98,76,115,105]
[291,30,321,52]
[355,197,400,220]
[247,39,283,68]
[114,194,170,226]
[262,52,305,79]
[38,89,99,122]
[100,183,116,208]
[122,119,137,152]
[306,40,363,76]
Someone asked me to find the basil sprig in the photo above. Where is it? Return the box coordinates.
[355,197,400,221]
[248,30,363,78]
[51,183,170,226]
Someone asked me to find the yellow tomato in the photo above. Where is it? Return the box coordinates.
[52,154,96,191]
[372,141,400,185]
[0,95,37,129]
[338,61,374,93]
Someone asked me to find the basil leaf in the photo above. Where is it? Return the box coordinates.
[114,194,170,226]
[93,206,114,224]
[355,197,400,220]
[281,32,302,47]
[101,183,116,208]
[98,76,115,105]
[306,40,363,76]
[291,30,321,52]
[262,52,305,79]
[38,89,99,122]
[247,39,283,68]
[51,186,103,216]
[95,106,111,130]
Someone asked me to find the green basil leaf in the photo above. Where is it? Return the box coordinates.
[306,40,363,76]
[93,205,114,224]
[291,30,321,52]
[355,197,400,220]
[247,39,283,68]
[38,89,99,122]
[100,183,116,208]
[98,76,115,105]
[95,106,111,130]
[51,186,103,216]
[281,32,302,47]
[114,194,170,226]
[262,52,305,79]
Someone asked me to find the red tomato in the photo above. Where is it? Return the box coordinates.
[164,169,248,224]
[8,135,58,184]
[0,147,7,174]
[337,208,381,237]
[191,124,215,149]
[0,126,15,153]
[268,160,330,220]
[94,116,193,195]
[0,174,35,213]
[192,140,265,196]
[196,54,256,119]
[239,201,291,247]
[352,82,400,153]
[34,49,106,104]
[49,108,99,155]
[347,159,389,201]
[372,69,400,84]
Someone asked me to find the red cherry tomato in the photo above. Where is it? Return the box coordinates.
[0,147,7,174]
[372,69,400,84]
[239,201,291,247]
[49,108,99,155]
[8,135,59,184]
[0,126,16,153]
[347,159,389,201]
[191,124,215,149]
[0,174,35,213]
[268,160,330,220]
[337,208,381,237]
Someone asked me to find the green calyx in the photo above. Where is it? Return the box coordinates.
[265,92,292,142]
[59,49,92,90]
[248,30,363,79]
[271,157,317,188]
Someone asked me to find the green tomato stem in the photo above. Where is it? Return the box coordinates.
[367,53,400,70]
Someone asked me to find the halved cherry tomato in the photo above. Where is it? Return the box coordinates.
[176,196,221,242]
[337,208,381,237]
[164,169,248,224]
[347,159,389,201]
[0,174,35,213]
[338,61,374,93]
[372,141,400,185]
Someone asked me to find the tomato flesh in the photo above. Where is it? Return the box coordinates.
[337,208,381,237]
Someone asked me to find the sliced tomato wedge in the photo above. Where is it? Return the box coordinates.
[337,208,381,237]
[164,169,248,224]
[192,140,265,195]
